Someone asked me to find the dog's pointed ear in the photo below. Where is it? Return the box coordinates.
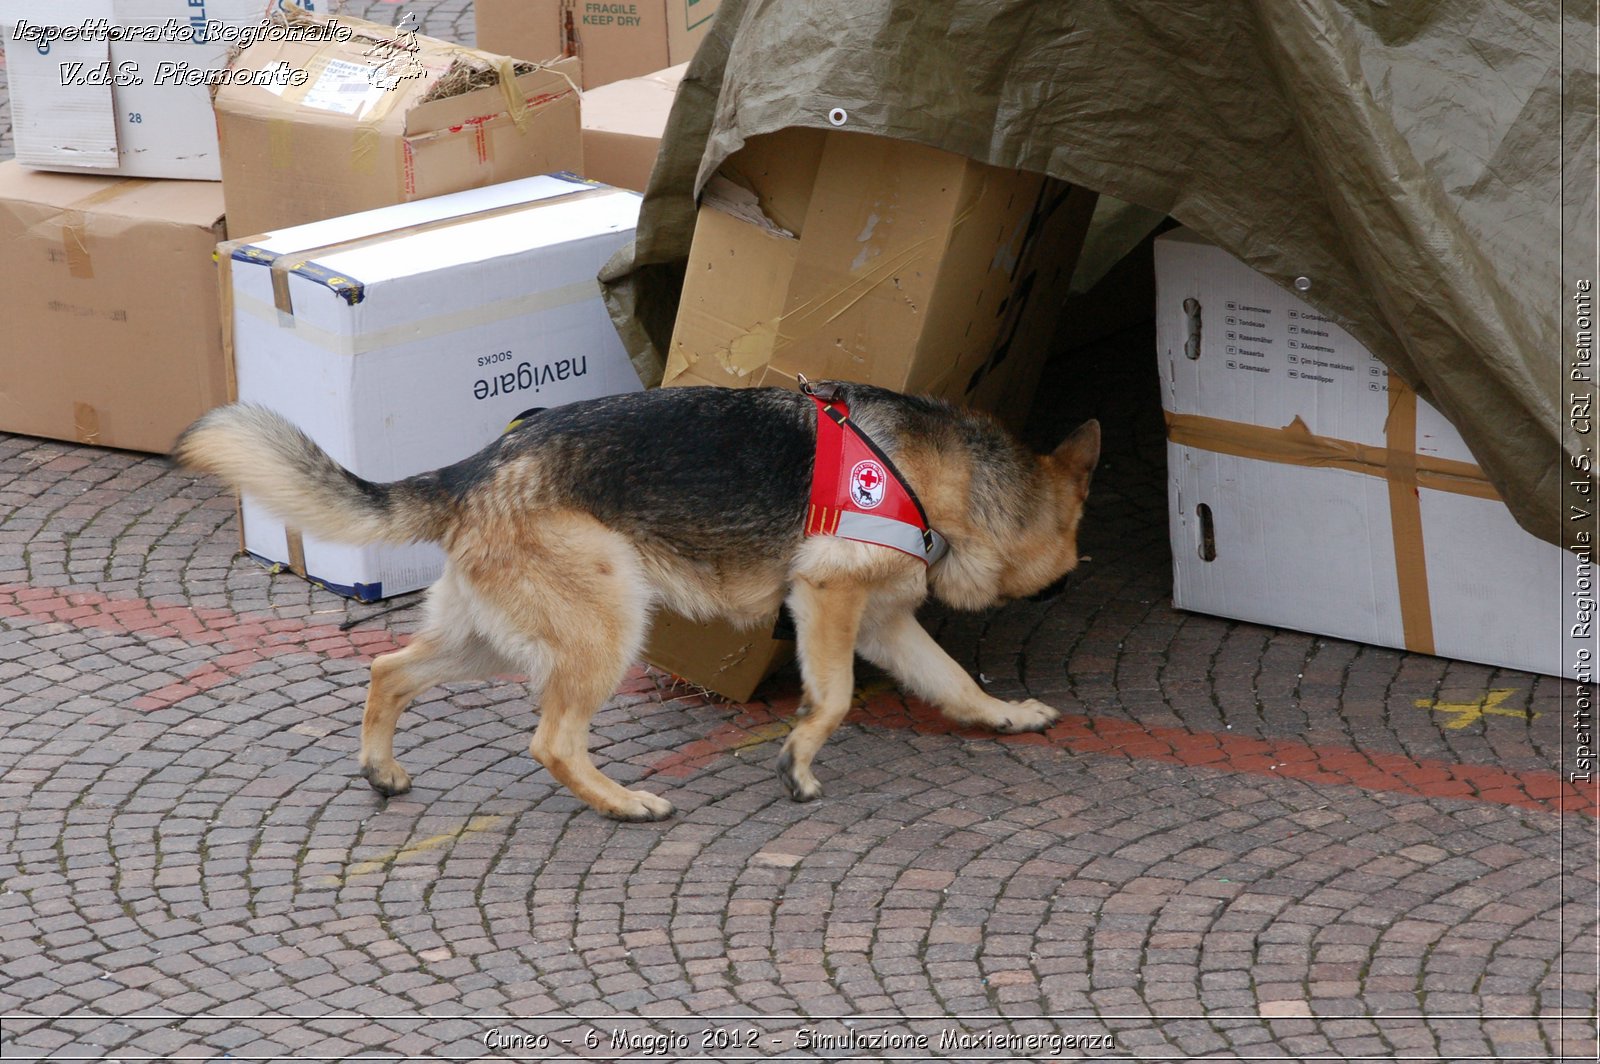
[1053,419,1101,485]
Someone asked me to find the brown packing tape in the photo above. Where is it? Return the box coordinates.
[61,211,93,279]
[214,246,248,555]
[54,179,156,281]
[266,41,350,170]
[494,57,530,132]
[766,193,987,379]
[270,119,295,170]
[285,528,308,577]
[271,266,296,317]
[1384,379,1435,656]
[1162,410,1501,501]
[1162,376,1503,658]
[73,403,101,446]
[352,86,409,177]
[216,246,241,402]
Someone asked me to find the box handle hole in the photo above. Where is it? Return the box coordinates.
[1196,502,1216,561]
[1183,297,1202,360]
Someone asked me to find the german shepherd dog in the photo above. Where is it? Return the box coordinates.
[175,384,1099,821]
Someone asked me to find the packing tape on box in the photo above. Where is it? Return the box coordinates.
[227,185,616,320]
[494,56,531,132]
[434,45,579,134]
[236,276,601,353]
[1384,381,1435,656]
[730,193,984,382]
[73,403,102,446]
[285,527,308,577]
[1163,377,1500,657]
[352,88,409,177]
[52,180,156,280]
[265,42,343,170]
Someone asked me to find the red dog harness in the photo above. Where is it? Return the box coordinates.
[802,381,949,566]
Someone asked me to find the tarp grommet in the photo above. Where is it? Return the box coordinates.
[1294,276,1312,292]
[827,107,848,126]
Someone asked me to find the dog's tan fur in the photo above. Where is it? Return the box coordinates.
[175,388,1099,820]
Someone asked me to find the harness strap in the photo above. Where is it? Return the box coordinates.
[804,385,949,566]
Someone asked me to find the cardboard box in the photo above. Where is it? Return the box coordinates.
[0,161,227,452]
[1156,227,1579,679]
[222,173,645,600]
[664,129,1077,421]
[475,0,564,66]
[476,0,718,89]
[212,11,582,237]
[580,63,687,192]
[0,0,266,179]
[647,130,1096,699]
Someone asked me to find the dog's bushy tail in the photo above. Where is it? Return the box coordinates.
[173,404,451,546]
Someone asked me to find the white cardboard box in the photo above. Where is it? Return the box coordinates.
[0,0,267,179]
[222,173,644,600]
[1156,227,1580,679]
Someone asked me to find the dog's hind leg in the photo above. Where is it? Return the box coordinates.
[360,570,510,796]
[527,649,673,822]
[856,610,1060,734]
[776,576,869,802]
[467,513,672,822]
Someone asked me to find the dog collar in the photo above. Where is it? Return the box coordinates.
[802,383,949,566]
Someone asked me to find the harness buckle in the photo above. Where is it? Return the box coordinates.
[797,373,844,403]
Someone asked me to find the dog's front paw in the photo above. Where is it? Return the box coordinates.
[605,789,675,822]
[361,759,413,797]
[994,698,1060,734]
[776,747,824,802]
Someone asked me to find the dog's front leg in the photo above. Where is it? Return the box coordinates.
[857,610,1060,734]
[776,577,869,801]
[528,662,675,823]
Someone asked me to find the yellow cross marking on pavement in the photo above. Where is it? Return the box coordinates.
[331,814,505,885]
[1416,689,1535,730]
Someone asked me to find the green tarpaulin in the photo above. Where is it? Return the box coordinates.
[602,0,1595,546]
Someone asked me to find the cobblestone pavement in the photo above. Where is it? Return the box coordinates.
[2,2,1598,1061]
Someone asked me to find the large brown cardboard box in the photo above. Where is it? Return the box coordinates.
[580,63,688,192]
[477,0,718,89]
[646,129,1097,699]
[0,162,227,453]
[213,12,583,236]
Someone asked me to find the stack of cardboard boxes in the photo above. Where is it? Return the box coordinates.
[8,3,1553,695]
[476,0,717,90]
[0,0,699,458]
[0,1,1091,690]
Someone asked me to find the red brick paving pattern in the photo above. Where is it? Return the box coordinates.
[7,579,1590,819]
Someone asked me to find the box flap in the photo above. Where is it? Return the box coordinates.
[475,0,564,62]
[404,56,581,135]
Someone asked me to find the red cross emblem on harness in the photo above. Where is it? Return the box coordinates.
[802,381,949,566]
[849,460,888,509]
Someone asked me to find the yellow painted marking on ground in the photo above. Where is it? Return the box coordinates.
[853,677,898,702]
[1417,689,1534,730]
[729,721,792,754]
[331,814,505,885]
